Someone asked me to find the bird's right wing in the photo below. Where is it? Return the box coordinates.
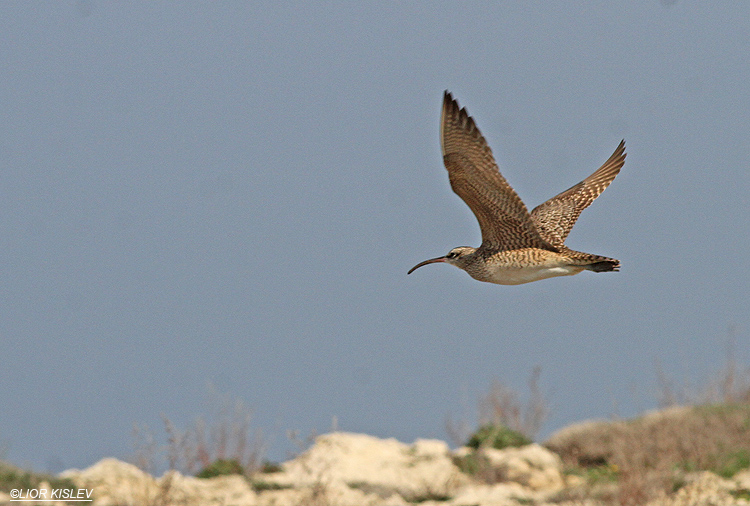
[441,91,554,251]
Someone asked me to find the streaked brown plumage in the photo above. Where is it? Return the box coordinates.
[408,91,625,285]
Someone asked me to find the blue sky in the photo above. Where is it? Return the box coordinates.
[1,2,748,472]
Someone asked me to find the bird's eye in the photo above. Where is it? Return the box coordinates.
[447,252,457,259]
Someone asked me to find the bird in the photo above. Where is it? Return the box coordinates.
[408,91,625,285]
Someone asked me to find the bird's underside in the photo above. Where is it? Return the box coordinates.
[408,91,625,285]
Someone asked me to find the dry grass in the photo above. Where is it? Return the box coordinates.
[447,367,551,485]
[546,346,750,506]
[447,366,550,447]
[132,390,265,479]
[657,341,750,408]
[547,404,750,505]
[479,366,549,440]
[126,392,265,506]
[182,393,264,476]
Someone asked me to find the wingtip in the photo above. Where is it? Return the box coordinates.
[441,91,458,156]
[616,139,626,158]
[443,90,462,111]
[617,139,627,162]
[442,90,456,114]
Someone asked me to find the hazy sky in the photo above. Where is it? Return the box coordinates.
[2,2,748,472]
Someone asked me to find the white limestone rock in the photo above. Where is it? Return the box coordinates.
[453,443,564,492]
[61,458,258,506]
[262,432,469,501]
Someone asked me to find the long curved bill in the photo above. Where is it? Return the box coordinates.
[407,256,447,274]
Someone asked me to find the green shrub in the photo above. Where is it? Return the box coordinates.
[251,480,292,491]
[715,449,750,478]
[259,461,282,473]
[453,451,490,475]
[196,458,244,478]
[466,423,532,450]
[0,461,77,493]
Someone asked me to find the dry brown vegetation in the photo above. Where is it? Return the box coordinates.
[132,389,265,479]
[545,350,750,506]
[109,338,749,506]
[479,366,550,440]
[546,403,750,505]
[445,341,750,505]
[447,366,550,447]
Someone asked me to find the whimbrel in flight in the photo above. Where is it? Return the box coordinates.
[408,91,625,285]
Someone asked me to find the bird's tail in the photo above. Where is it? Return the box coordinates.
[583,259,620,272]
[567,250,620,272]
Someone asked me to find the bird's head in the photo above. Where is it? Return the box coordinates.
[407,246,476,274]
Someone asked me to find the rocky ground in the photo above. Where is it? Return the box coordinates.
[4,428,749,506]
